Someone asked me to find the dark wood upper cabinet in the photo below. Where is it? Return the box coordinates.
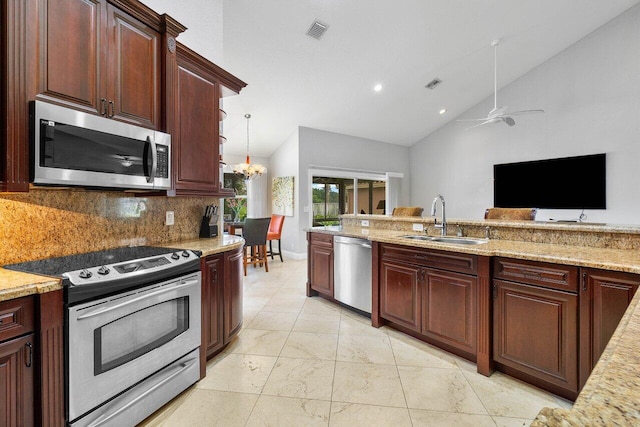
[36,0,160,129]
[167,42,246,196]
[579,268,640,388]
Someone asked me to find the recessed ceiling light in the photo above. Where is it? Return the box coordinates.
[439,108,447,115]
[373,84,383,92]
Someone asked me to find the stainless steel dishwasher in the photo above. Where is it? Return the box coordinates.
[333,235,372,314]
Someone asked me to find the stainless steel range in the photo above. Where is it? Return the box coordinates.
[5,246,202,427]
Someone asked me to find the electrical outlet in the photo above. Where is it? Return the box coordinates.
[165,211,175,226]
[412,223,424,232]
[361,220,369,227]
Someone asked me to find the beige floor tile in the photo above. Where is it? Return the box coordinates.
[246,395,331,427]
[274,286,308,297]
[262,357,335,400]
[161,389,258,427]
[493,415,534,427]
[293,313,341,334]
[336,334,396,365]
[462,370,571,419]
[388,334,458,369]
[197,353,277,394]
[332,361,406,408]
[338,313,387,336]
[329,402,412,427]
[409,409,496,426]
[398,366,487,414]
[247,310,299,331]
[244,286,281,298]
[224,328,289,356]
[281,332,339,360]
[300,297,342,316]
[262,296,307,313]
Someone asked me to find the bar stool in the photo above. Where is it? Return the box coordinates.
[267,214,285,262]
[242,217,271,275]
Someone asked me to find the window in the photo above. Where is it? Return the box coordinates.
[223,173,247,222]
[312,176,385,226]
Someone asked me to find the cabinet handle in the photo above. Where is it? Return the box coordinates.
[108,100,115,118]
[100,98,107,115]
[493,284,498,299]
[213,270,218,283]
[25,342,32,368]
[414,255,427,260]
[582,272,587,292]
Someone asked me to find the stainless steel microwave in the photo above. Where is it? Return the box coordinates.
[30,101,171,190]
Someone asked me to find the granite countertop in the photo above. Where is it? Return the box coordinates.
[309,226,640,274]
[0,234,245,302]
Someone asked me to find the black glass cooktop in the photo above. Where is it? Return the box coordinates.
[4,246,182,277]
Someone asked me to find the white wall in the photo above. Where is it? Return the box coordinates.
[268,130,301,258]
[139,0,224,65]
[295,127,411,255]
[410,4,640,224]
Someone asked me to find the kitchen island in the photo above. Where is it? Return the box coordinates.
[309,215,640,425]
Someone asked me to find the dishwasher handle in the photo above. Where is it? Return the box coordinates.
[333,236,371,249]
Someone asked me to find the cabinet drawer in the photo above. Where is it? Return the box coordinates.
[308,232,334,247]
[493,258,578,293]
[0,296,35,342]
[381,243,477,275]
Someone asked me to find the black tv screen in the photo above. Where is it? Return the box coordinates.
[494,153,606,209]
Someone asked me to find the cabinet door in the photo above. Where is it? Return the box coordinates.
[106,4,160,128]
[172,54,220,194]
[37,0,106,114]
[202,255,224,359]
[309,244,334,297]
[494,280,578,393]
[379,259,421,332]
[0,334,35,427]
[422,270,476,355]
[224,247,244,342]
[580,269,640,385]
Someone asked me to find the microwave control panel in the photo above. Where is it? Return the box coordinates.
[156,145,169,178]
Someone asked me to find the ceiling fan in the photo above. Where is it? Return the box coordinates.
[457,39,544,130]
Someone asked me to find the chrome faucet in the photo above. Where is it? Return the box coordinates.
[430,194,446,236]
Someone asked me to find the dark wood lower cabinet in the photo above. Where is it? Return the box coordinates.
[377,243,478,360]
[200,247,244,377]
[224,247,244,342]
[0,334,35,427]
[307,233,334,297]
[423,270,476,356]
[493,279,578,398]
[379,259,422,333]
[579,268,640,387]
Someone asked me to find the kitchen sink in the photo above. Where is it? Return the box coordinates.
[400,235,489,245]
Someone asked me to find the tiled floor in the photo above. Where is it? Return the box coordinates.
[142,258,572,426]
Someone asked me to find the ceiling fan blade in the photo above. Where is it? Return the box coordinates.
[488,106,507,118]
[508,109,545,116]
[456,118,491,122]
[465,120,492,130]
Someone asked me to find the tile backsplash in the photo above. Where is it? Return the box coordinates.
[0,188,220,265]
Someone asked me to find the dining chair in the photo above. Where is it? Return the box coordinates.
[242,217,271,275]
[267,214,285,262]
[484,208,537,220]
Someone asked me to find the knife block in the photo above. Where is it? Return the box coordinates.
[199,216,218,238]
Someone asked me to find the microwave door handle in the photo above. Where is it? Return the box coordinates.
[146,135,157,183]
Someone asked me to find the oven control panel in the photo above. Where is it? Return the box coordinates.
[63,250,197,286]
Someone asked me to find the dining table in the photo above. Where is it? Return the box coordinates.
[225,221,245,235]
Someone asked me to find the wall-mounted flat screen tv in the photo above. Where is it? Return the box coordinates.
[494,153,606,209]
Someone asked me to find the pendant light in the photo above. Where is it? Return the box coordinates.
[232,113,266,181]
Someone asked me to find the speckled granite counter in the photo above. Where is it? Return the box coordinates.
[309,226,640,274]
[0,235,244,302]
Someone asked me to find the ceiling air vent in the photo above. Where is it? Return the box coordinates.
[306,21,328,40]
[425,78,442,90]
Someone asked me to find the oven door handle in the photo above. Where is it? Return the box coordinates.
[76,278,199,320]
[86,356,198,427]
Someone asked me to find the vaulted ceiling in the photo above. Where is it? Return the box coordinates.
[179,1,640,157]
